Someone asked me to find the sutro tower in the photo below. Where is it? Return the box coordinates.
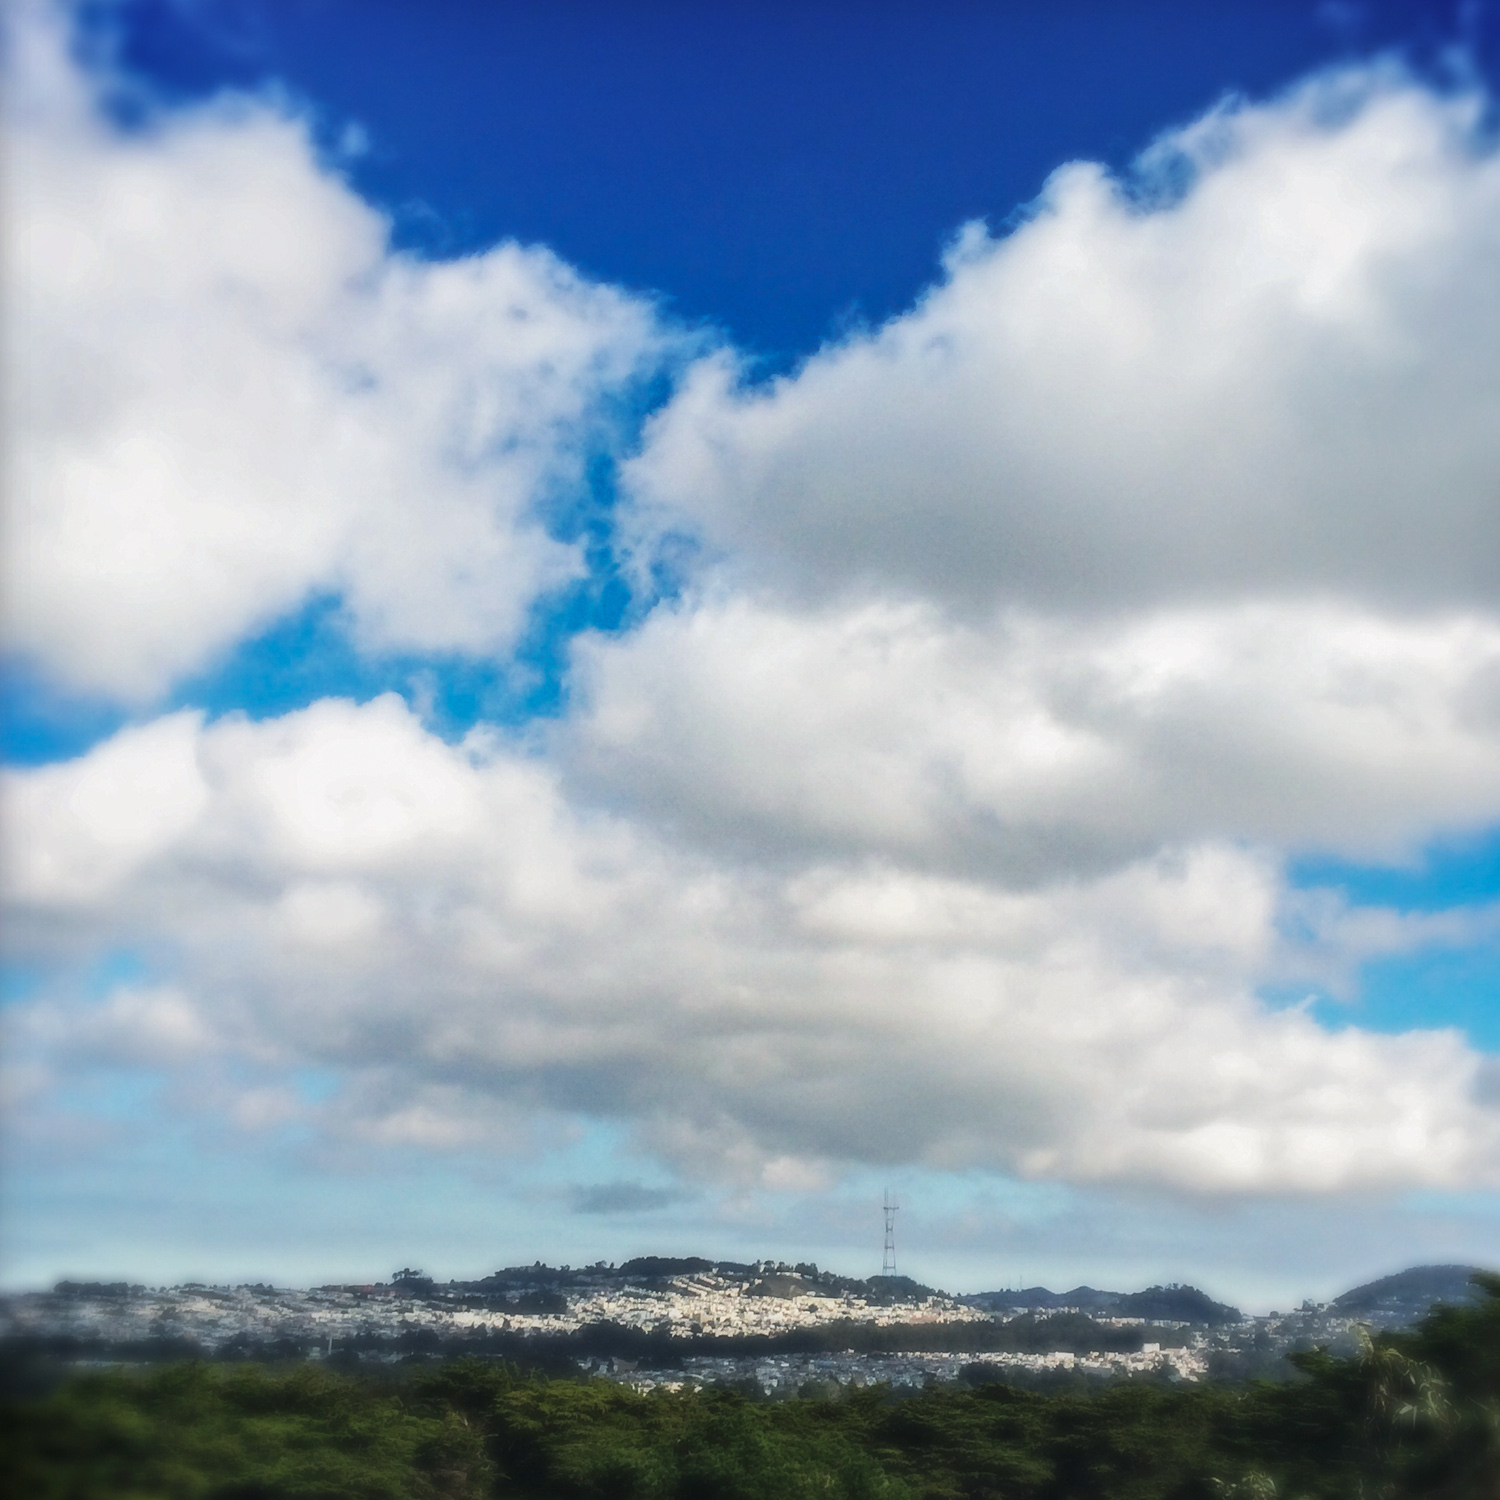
[881,1190,899,1277]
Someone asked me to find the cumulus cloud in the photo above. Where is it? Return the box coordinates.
[565,597,1500,878]
[7,9,1500,1221]
[5,697,1499,1196]
[564,597,1500,876]
[2,4,673,701]
[523,58,1500,1199]
[625,65,1500,616]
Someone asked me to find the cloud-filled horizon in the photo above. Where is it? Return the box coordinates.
[4,0,1500,1302]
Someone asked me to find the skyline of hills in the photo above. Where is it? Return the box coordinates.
[32,1258,1492,1331]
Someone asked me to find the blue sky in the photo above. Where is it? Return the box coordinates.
[4,0,1500,1307]
[98,0,1488,357]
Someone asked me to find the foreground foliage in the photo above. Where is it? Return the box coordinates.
[4,1276,1496,1499]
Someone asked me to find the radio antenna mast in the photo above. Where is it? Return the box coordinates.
[881,1190,899,1277]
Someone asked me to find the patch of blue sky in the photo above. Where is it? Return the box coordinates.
[3,429,668,766]
[0,1142,589,1287]
[0,1107,709,1285]
[84,948,153,999]
[4,950,158,1012]
[0,657,131,766]
[1261,960,1500,1052]
[1272,954,1500,1050]
[1271,829,1500,1046]
[1400,1187,1500,1220]
[161,537,640,745]
[1261,962,1500,1052]
[290,1068,340,1106]
[502,1117,682,1205]
[98,0,1497,366]
[830,1162,1071,1231]
[0,964,44,1007]
[50,1067,161,1125]
[1319,946,1500,1051]
[1291,825,1500,912]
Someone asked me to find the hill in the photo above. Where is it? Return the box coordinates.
[961,1282,1240,1325]
[1331,1264,1487,1327]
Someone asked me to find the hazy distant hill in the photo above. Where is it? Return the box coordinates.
[961,1283,1241,1325]
[1331,1265,1487,1327]
[1113,1286,1242,1324]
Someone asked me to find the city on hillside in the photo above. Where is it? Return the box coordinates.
[3,1260,1489,1398]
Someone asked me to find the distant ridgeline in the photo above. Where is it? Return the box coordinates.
[430,1261,1227,1318]
[4,1260,1492,1377]
[961,1283,1242,1325]
[473,1258,911,1292]
[426,1260,949,1313]
[1330,1264,1488,1325]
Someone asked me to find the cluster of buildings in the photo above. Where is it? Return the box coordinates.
[592,1344,1209,1395]
[555,1266,991,1337]
[2,1259,1452,1396]
[0,1266,987,1352]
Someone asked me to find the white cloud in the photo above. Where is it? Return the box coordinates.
[76,983,216,1066]
[5,697,1498,1196]
[542,62,1500,1203]
[2,6,673,700]
[6,9,1500,1241]
[626,65,1500,617]
[565,596,1500,877]
[4,711,209,905]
